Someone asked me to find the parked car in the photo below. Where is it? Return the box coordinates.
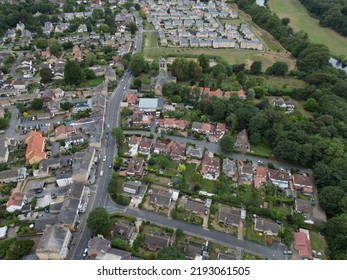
[103,155,106,162]
[283,250,293,255]
[100,170,104,176]
[83,248,88,258]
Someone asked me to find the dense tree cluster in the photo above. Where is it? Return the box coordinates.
[299,0,347,36]
[0,0,58,36]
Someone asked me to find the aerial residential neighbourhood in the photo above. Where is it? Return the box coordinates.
[0,0,346,261]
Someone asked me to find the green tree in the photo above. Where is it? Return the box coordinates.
[39,67,53,83]
[50,44,62,57]
[35,38,48,49]
[85,52,97,66]
[60,101,71,111]
[130,53,146,77]
[87,207,110,236]
[157,247,186,260]
[325,213,347,259]
[178,163,186,173]
[64,60,85,85]
[198,54,209,72]
[31,98,43,110]
[220,135,235,152]
[266,61,289,76]
[250,61,262,75]
[111,127,125,146]
[5,239,34,260]
[116,195,131,206]
[319,186,345,217]
[304,98,319,112]
[62,41,73,50]
[126,22,138,35]
[158,157,170,169]
[92,8,104,20]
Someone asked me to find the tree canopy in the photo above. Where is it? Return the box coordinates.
[87,207,110,236]
[157,246,186,260]
[64,60,85,85]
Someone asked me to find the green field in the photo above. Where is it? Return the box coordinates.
[268,0,347,57]
[143,31,158,49]
[143,47,295,70]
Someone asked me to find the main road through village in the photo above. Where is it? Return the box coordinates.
[69,10,287,260]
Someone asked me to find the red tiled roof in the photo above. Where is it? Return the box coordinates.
[254,175,266,188]
[256,166,267,178]
[127,93,138,105]
[237,89,245,96]
[6,192,25,208]
[55,125,66,138]
[25,131,46,164]
[293,174,314,188]
[294,232,313,258]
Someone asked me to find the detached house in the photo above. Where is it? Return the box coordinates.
[149,187,172,208]
[192,122,214,135]
[166,141,186,161]
[254,217,279,236]
[6,192,27,213]
[138,137,154,155]
[294,231,313,259]
[215,123,226,141]
[201,151,220,180]
[144,232,170,251]
[234,129,250,153]
[222,158,237,181]
[254,166,267,188]
[293,174,314,195]
[25,131,47,165]
[218,207,242,228]
[126,157,145,177]
[268,169,290,189]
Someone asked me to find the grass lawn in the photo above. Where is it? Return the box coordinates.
[208,242,230,260]
[143,31,158,49]
[143,20,154,30]
[143,47,295,71]
[268,0,347,57]
[295,100,312,118]
[182,163,197,185]
[79,77,103,88]
[262,76,306,89]
[250,143,273,157]
[200,179,215,193]
[309,231,327,259]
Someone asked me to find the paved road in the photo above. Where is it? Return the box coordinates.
[104,203,285,260]
[0,106,22,141]
[71,11,143,259]
[123,130,312,174]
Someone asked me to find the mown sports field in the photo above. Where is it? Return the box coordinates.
[268,0,347,57]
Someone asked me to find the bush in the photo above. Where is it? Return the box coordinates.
[116,195,131,206]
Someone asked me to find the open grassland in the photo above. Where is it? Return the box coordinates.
[143,47,295,70]
[268,0,347,57]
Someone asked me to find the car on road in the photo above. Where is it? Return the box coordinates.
[103,155,106,162]
[204,210,208,215]
[51,193,57,199]
[100,170,104,176]
[83,248,88,258]
[123,86,126,90]
[283,250,293,255]
[109,164,112,169]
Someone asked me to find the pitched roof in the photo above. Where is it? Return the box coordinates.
[256,166,267,177]
[149,188,171,207]
[36,225,70,255]
[218,207,241,226]
[6,192,25,208]
[268,169,290,182]
[25,131,46,164]
[293,174,314,188]
[144,232,170,251]
[254,217,279,235]
[294,232,312,259]
[55,125,66,138]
